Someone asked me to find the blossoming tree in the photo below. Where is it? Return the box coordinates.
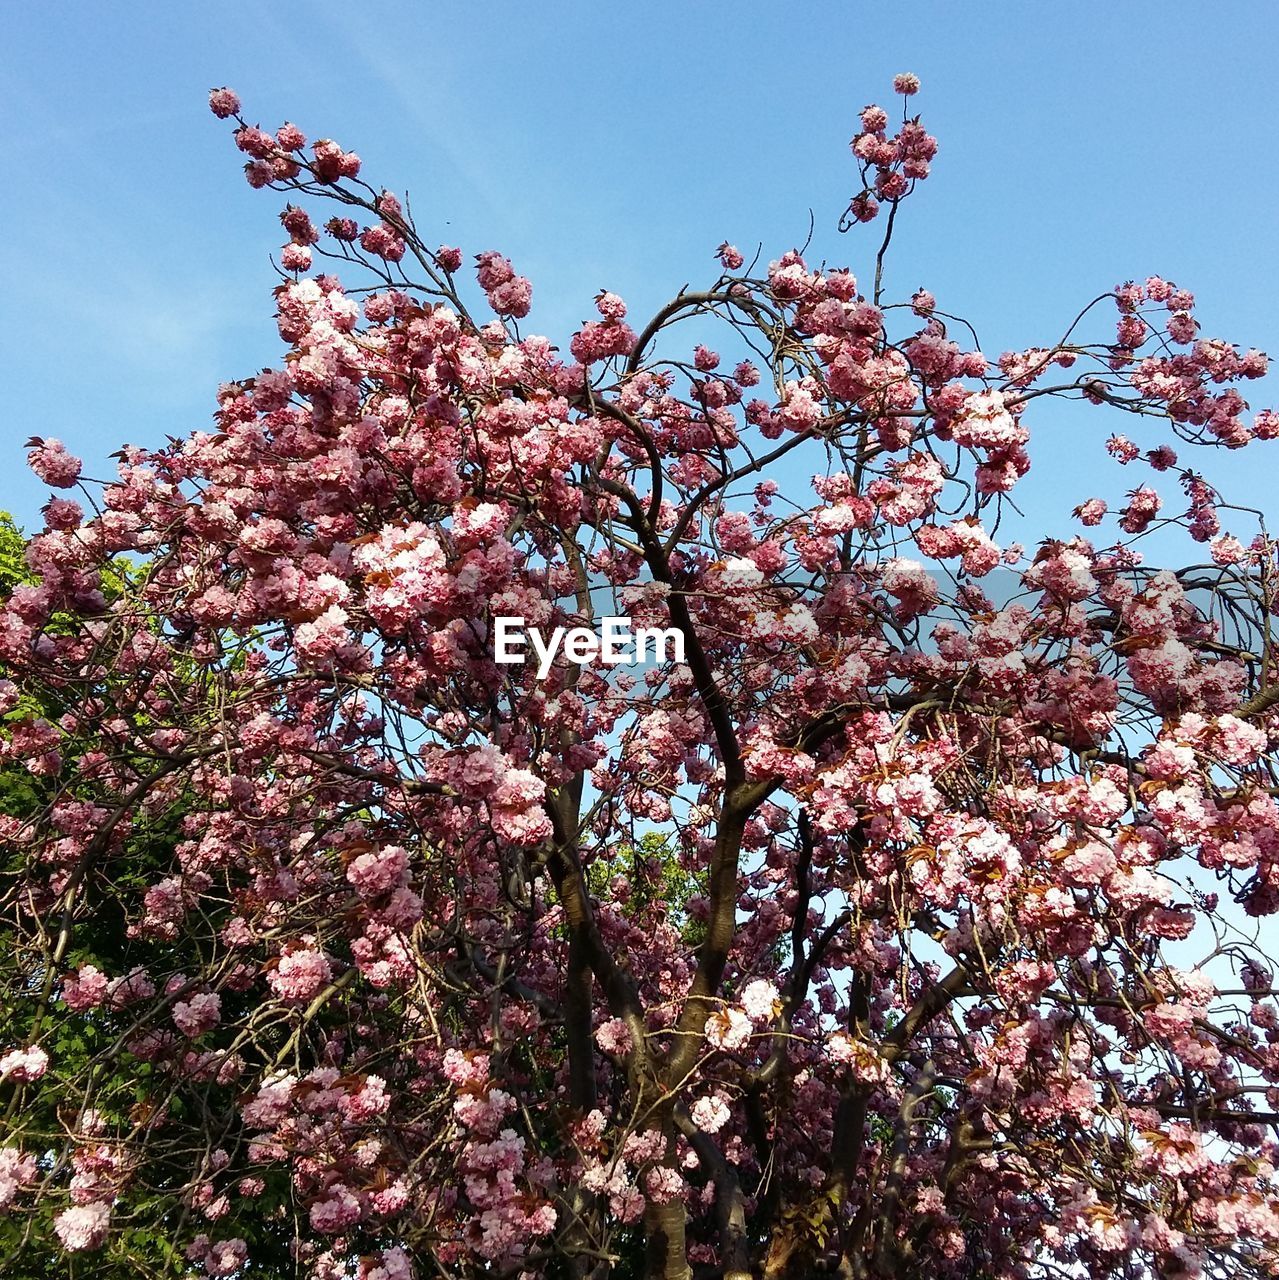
[3,74,1279,1279]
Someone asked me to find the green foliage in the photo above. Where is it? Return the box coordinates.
[0,513,283,1277]
[0,509,45,890]
[588,829,705,946]
[0,511,30,593]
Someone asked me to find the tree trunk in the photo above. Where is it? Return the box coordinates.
[644,1198,692,1280]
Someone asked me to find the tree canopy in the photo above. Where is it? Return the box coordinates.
[3,75,1279,1280]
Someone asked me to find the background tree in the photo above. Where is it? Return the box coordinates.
[3,75,1279,1279]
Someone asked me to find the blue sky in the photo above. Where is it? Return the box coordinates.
[3,1,1277,541]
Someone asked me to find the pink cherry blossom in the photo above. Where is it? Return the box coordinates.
[26,438,82,487]
[0,1046,48,1081]
[690,1094,731,1133]
[704,1007,752,1050]
[172,992,222,1038]
[739,978,779,1023]
[53,1200,111,1251]
[207,87,240,119]
[266,947,333,1003]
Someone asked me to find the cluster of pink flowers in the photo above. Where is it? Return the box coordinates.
[475,250,532,319]
[690,1093,732,1133]
[916,518,1002,577]
[0,1148,38,1212]
[570,289,638,364]
[846,73,938,221]
[61,964,110,1012]
[53,1200,111,1251]
[266,945,333,1003]
[173,992,222,1038]
[26,437,82,488]
[0,1046,48,1082]
[704,1005,753,1050]
[186,1235,250,1276]
[594,1017,633,1056]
